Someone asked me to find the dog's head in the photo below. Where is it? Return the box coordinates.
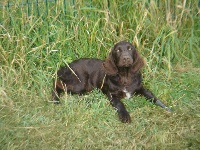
[103,41,144,75]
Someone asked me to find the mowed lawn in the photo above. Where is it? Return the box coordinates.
[1,67,199,149]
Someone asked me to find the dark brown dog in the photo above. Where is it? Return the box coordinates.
[52,41,172,123]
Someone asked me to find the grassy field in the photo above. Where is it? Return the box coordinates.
[0,0,200,149]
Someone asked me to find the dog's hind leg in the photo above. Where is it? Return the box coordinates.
[52,80,66,104]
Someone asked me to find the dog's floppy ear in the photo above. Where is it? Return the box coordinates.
[102,52,118,75]
[131,50,144,73]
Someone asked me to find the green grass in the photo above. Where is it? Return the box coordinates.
[0,0,200,149]
[1,70,200,149]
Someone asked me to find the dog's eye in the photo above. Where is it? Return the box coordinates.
[116,49,120,52]
[128,47,132,51]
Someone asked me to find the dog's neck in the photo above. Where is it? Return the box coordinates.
[117,67,131,86]
[118,67,129,75]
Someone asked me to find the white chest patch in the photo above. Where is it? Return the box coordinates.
[123,88,131,99]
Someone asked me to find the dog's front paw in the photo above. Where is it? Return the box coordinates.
[155,100,173,112]
[165,107,173,112]
[119,111,131,123]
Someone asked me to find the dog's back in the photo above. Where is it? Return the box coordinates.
[57,58,105,94]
